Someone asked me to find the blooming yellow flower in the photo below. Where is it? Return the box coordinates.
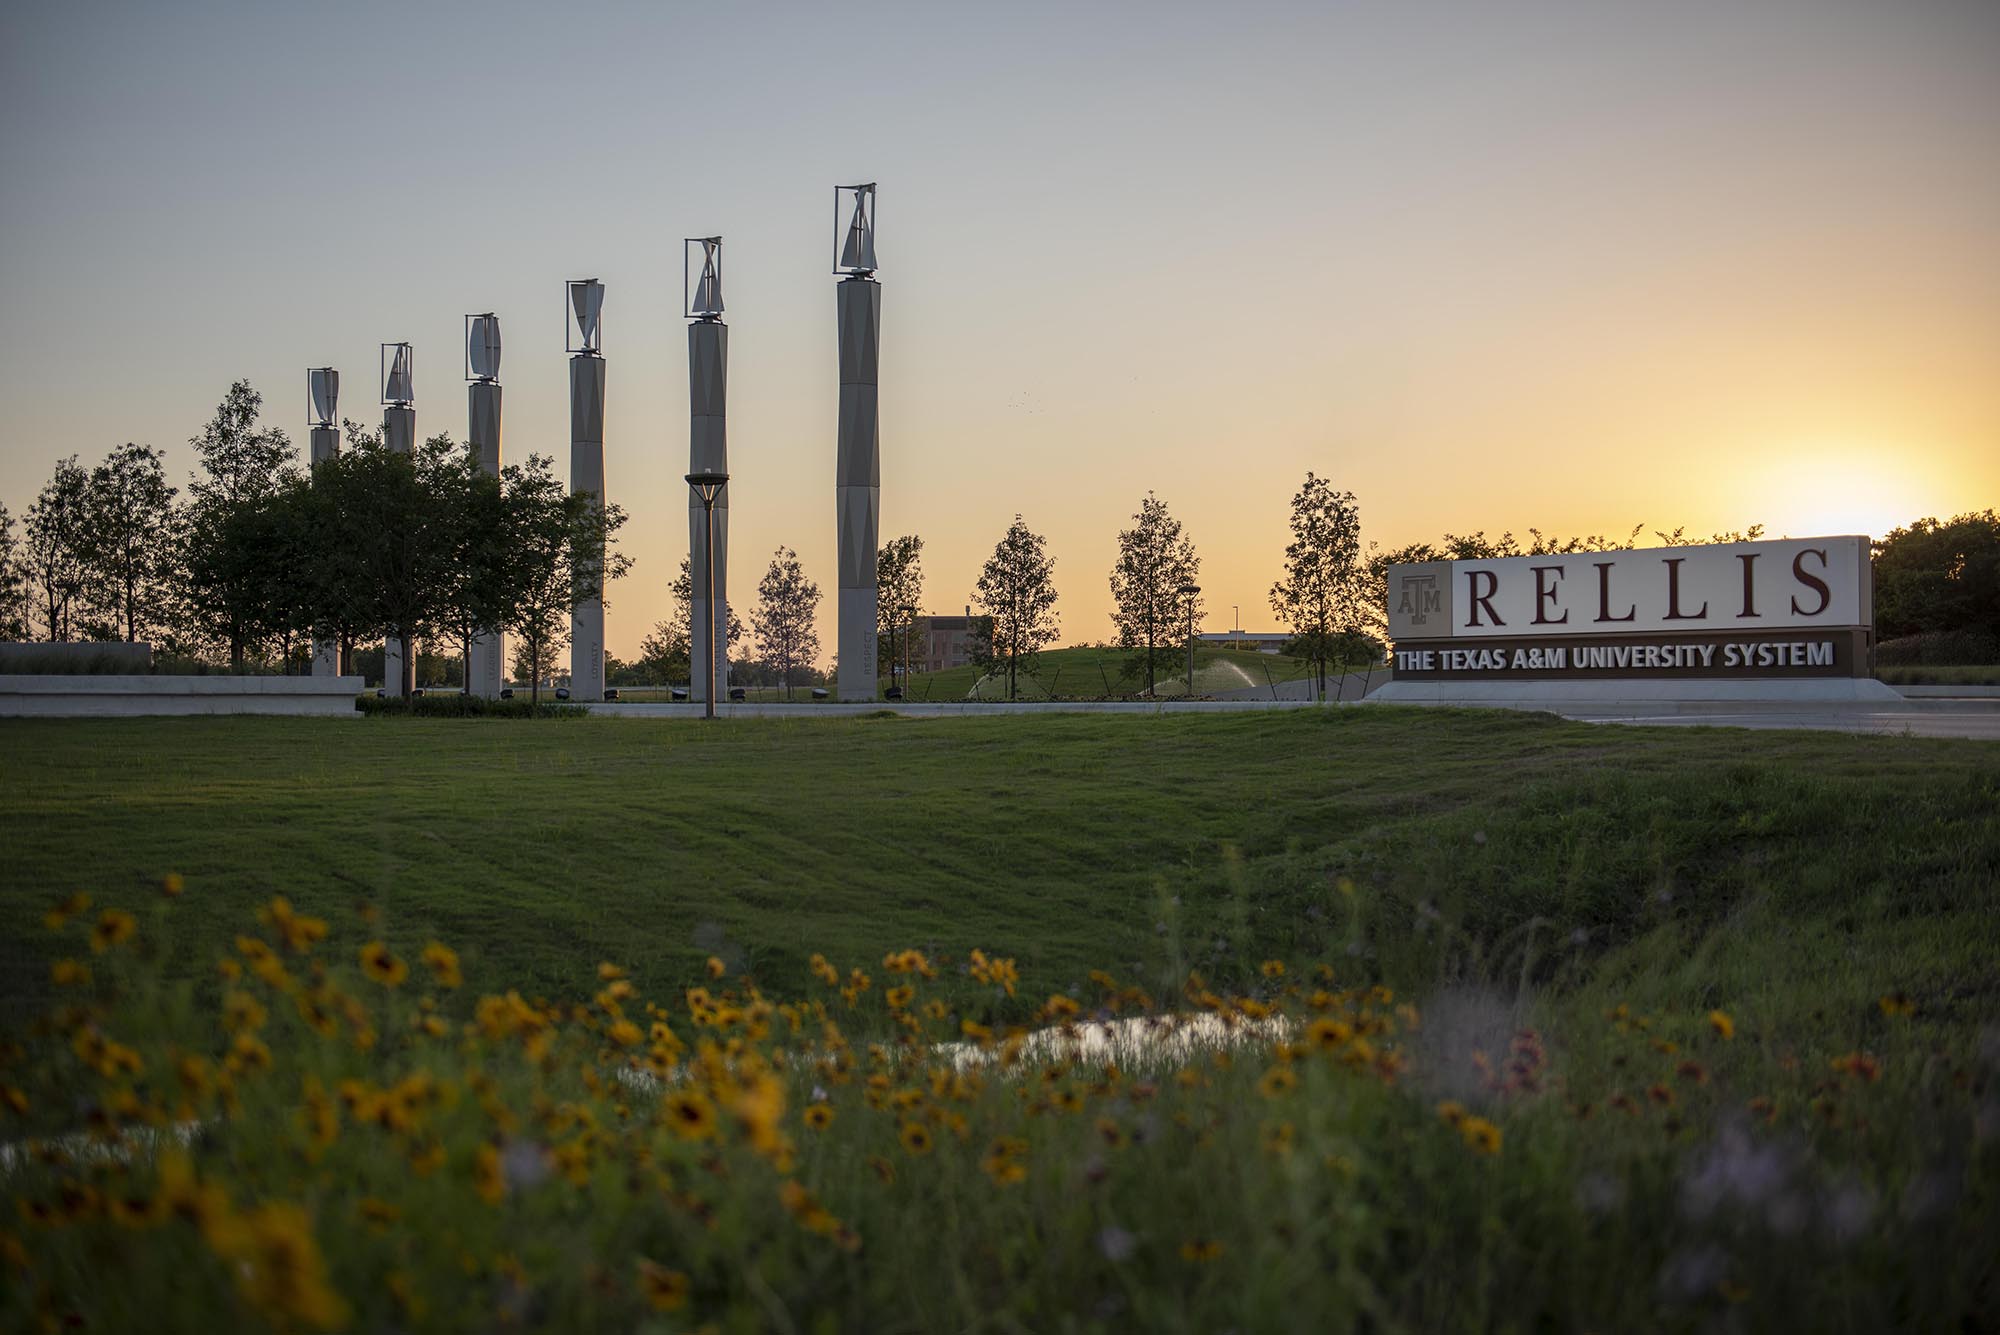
[89,909,137,954]
[607,1019,643,1047]
[1878,991,1915,1019]
[50,959,90,987]
[803,1102,834,1131]
[208,1201,349,1331]
[1180,1239,1225,1263]
[1707,1009,1736,1039]
[1257,1065,1298,1099]
[637,1258,690,1311]
[223,990,267,1034]
[1458,1116,1502,1155]
[160,872,185,898]
[259,897,328,953]
[1261,1120,1296,1157]
[706,955,727,979]
[884,985,915,1010]
[1259,959,1286,979]
[664,1091,718,1141]
[359,942,407,987]
[1435,1100,1467,1127]
[898,1120,934,1156]
[422,942,462,989]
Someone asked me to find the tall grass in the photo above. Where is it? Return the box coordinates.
[3,885,1991,1332]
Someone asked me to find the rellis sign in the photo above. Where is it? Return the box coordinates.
[1385,536,1873,682]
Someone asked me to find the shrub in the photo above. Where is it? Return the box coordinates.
[355,695,587,719]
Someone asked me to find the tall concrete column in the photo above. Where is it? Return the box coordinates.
[382,401,415,698]
[308,365,341,679]
[569,351,607,702]
[835,274,880,701]
[688,319,729,703]
[466,314,505,699]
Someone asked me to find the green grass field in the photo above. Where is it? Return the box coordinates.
[1875,663,2000,686]
[888,644,1354,700]
[5,711,1998,1331]
[3,710,1995,1023]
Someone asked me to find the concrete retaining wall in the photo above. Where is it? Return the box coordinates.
[0,675,363,718]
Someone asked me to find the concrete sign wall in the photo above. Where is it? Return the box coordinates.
[1386,536,1874,683]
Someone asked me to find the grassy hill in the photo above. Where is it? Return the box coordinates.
[897,644,1359,700]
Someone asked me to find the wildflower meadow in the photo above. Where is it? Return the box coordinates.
[3,880,1994,1333]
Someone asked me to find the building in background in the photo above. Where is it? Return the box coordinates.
[915,609,993,673]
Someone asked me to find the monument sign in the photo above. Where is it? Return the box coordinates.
[1385,536,1875,683]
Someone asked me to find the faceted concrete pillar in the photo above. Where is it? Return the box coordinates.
[688,320,729,703]
[569,355,607,702]
[309,424,340,678]
[835,277,880,700]
[466,381,504,699]
[382,405,415,697]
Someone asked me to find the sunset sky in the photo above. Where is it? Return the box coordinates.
[2,0,1994,662]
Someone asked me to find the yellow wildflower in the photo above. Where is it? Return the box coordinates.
[1458,1116,1502,1155]
[44,891,91,930]
[89,909,137,954]
[803,1102,834,1131]
[637,1258,690,1311]
[1180,1239,1225,1263]
[898,1120,934,1156]
[209,1201,349,1331]
[664,1091,718,1141]
[422,942,462,988]
[50,959,90,987]
[1257,1065,1298,1099]
[1708,1010,1736,1040]
[359,941,407,987]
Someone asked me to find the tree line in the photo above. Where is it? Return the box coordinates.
[0,381,630,702]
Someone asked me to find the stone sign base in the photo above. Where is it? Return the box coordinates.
[0,675,364,718]
[1368,677,1903,708]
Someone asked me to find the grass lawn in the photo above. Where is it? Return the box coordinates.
[888,644,1353,700]
[3,709,1995,1026]
[1875,663,2000,686]
[6,710,1998,1331]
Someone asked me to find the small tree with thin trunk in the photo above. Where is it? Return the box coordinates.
[24,456,91,642]
[1268,472,1365,700]
[971,515,1060,700]
[504,454,631,707]
[80,442,179,644]
[0,504,29,640]
[875,534,925,687]
[751,547,820,700]
[1109,492,1201,697]
[180,381,298,669]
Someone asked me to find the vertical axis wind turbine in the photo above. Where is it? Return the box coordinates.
[685,237,729,704]
[465,314,505,698]
[833,183,880,701]
[380,342,416,697]
[307,368,341,677]
[567,281,608,702]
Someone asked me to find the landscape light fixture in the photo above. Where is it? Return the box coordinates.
[684,237,724,320]
[1179,582,1203,698]
[834,182,877,275]
[464,314,502,383]
[685,471,731,720]
[307,368,339,428]
[380,342,414,406]
[566,279,604,355]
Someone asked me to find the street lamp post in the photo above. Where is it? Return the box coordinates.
[901,604,918,695]
[1178,582,1202,697]
[685,472,730,720]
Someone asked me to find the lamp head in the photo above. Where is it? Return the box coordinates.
[380,343,414,407]
[566,279,604,355]
[308,368,339,427]
[834,182,877,275]
[684,237,724,319]
[684,470,730,503]
[465,314,502,382]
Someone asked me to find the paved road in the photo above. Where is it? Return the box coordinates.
[585,697,2000,738]
[1558,705,2000,740]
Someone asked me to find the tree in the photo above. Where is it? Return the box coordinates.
[971,515,1060,700]
[1108,492,1201,697]
[875,534,925,685]
[639,554,743,686]
[24,456,91,641]
[503,454,631,706]
[1873,510,2000,646]
[1267,472,1366,700]
[79,443,179,643]
[180,381,299,670]
[0,504,27,640]
[751,547,821,700]
[434,448,514,686]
